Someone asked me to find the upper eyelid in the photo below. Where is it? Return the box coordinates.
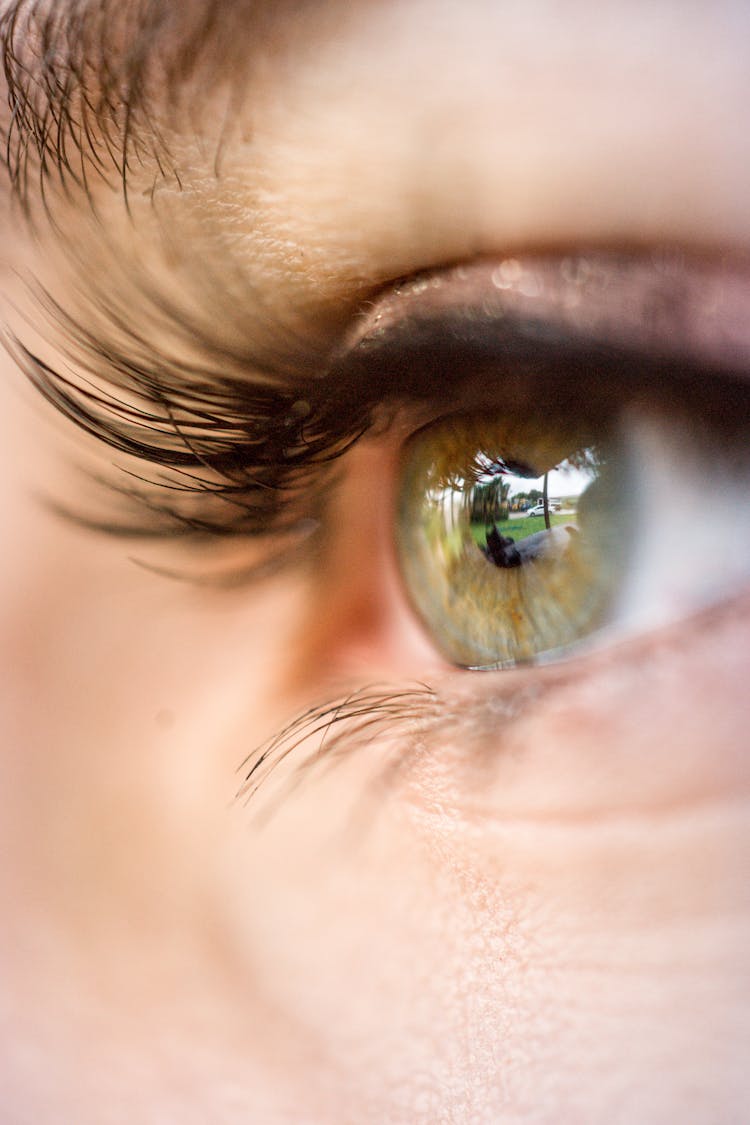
[7,249,750,545]
[338,253,750,386]
[18,247,750,406]
[23,249,750,445]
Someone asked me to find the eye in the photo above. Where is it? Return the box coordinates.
[396,395,750,670]
[334,254,750,672]
[397,412,626,667]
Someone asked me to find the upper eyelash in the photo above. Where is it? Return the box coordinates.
[9,253,750,545]
[6,336,350,537]
[3,287,375,539]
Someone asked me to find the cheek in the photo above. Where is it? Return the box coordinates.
[215,594,749,1116]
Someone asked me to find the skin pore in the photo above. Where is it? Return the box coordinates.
[0,1,749,1121]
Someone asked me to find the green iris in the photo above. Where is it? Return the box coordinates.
[396,413,630,668]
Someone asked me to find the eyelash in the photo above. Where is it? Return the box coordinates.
[8,276,750,570]
[237,683,439,808]
[233,581,750,809]
[5,298,374,543]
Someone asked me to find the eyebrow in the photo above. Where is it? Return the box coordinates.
[0,0,307,211]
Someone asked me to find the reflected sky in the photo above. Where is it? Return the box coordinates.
[506,464,593,500]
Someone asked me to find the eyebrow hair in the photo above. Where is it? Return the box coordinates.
[0,0,302,211]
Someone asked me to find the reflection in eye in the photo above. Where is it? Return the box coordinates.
[397,404,750,669]
[397,414,628,667]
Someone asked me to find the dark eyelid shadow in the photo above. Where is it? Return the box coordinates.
[331,251,750,411]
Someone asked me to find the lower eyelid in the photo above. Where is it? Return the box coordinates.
[239,584,750,818]
[419,586,750,820]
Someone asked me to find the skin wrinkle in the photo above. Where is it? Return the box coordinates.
[424,587,750,822]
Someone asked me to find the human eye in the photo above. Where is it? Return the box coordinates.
[226,249,750,797]
[375,256,750,671]
[15,250,750,673]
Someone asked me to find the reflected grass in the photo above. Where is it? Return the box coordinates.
[471,513,574,545]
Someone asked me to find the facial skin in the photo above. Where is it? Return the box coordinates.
[0,1,749,1121]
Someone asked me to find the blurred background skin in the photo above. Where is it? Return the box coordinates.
[0,1,749,1121]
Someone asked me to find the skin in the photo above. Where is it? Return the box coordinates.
[1,1,749,1121]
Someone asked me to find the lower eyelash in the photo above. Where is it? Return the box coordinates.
[236,683,439,813]
[239,589,750,820]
